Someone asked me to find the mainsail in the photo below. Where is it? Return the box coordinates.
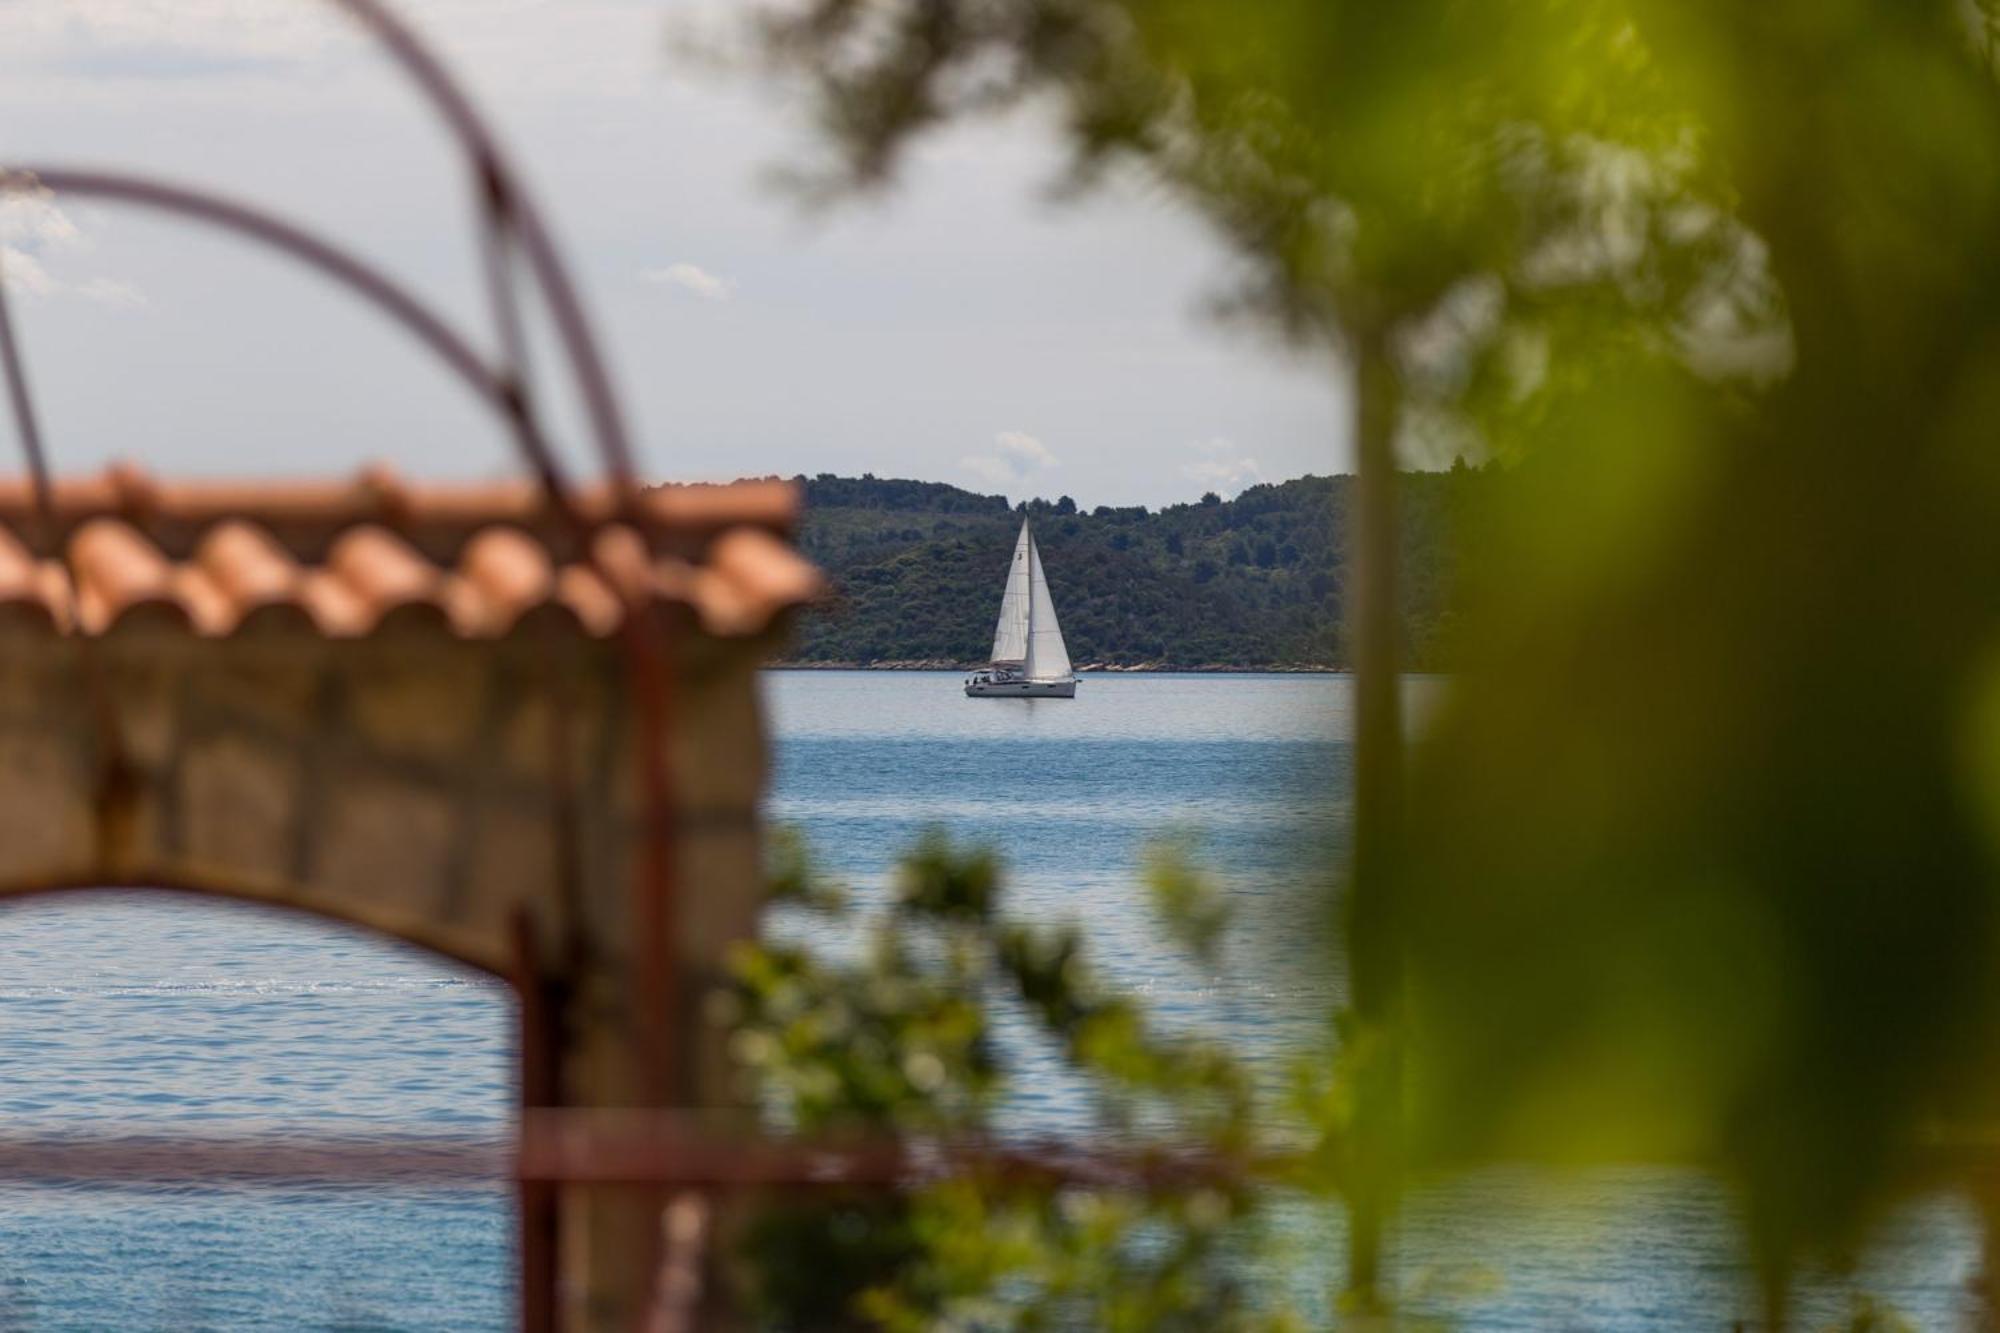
[989,519,1032,665]
[1022,531,1073,682]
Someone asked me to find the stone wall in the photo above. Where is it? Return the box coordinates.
[0,614,780,1327]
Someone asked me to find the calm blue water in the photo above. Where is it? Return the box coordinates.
[0,903,514,1332]
[0,672,1974,1329]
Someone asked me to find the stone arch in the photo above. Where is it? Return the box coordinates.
[0,470,818,1329]
[0,873,516,982]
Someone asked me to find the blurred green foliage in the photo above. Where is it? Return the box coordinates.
[723,832,1316,1330]
[1395,10,2000,1317]
[1821,1298,1918,1333]
[1142,836,1230,964]
[736,0,2000,1322]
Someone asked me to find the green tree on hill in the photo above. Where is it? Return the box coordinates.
[780,470,1482,669]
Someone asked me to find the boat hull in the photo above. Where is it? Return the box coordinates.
[964,678,1077,698]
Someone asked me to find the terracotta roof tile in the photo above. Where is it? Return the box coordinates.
[553,565,623,637]
[0,464,821,641]
[0,527,61,630]
[72,518,182,633]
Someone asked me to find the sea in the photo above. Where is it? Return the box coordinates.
[0,671,1975,1330]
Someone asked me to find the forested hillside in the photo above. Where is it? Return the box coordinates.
[772,469,1487,669]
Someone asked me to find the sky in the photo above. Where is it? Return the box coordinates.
[0,0,1351,511]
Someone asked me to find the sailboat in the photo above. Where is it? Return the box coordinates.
[965,519,1077,698]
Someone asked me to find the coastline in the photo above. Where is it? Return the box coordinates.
[769,660,1348,674]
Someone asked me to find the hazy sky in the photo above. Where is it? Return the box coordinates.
[0,0,1351,510]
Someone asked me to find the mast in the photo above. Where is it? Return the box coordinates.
[1022,530,1072,681]
[990,519,1032,667]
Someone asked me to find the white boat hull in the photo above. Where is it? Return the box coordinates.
[964,677,1076,698]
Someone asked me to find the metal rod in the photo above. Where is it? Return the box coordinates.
[511,912,561,1333]
[0,1121,1273,1193]
[474,166,556,504]
[0,243,52,519]
[321,0,638,496]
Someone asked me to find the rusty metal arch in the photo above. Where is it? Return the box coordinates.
[0,168,530,463]
[0,6,615,517]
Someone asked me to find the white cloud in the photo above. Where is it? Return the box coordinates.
[641,261,735,301]
[1179,437,1263,496]
[960,430,1059,490]
[0,192,81,249]
[993,429,1055,469]
[0,190,144,307]
[0,247,59,298]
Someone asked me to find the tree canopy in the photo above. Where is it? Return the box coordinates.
[783,471,1480,670]
[738,0,2000,1319]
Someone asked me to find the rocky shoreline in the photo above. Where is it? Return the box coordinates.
[770,660,1346,674]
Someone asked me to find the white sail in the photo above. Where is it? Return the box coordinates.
[989,519,1032,665]
[1022,531,1073,682]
